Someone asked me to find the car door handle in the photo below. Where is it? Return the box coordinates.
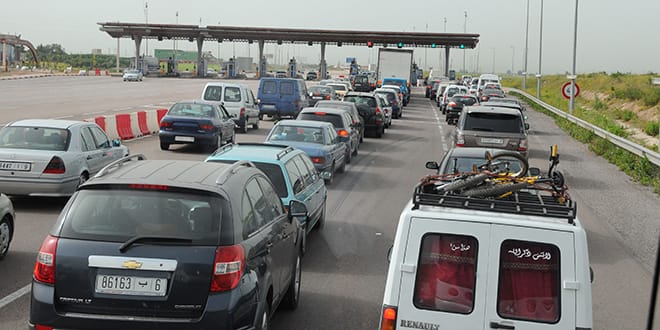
[489,321,515,330]
[86,156,93,160]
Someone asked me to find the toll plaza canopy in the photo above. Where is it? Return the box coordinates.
[98,22,480,78]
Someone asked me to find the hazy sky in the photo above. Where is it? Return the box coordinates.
[3,0,659,74]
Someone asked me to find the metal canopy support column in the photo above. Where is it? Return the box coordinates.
[133,36,142,70]
[196,37,204,77]
[2,41,7,72]
[320,42,327,80]
[444,47,450,78]
[258,40,265,78]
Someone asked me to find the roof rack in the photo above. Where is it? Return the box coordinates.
[94,154,147,178]
[215,160,255,185]
[412,183,577,224]
[210,142,293,158]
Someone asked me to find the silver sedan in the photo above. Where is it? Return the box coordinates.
[0,119,129,197]
[0,193,14,259]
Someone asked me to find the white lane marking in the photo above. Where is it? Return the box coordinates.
[429,99,448,150]
[0,284,31,310]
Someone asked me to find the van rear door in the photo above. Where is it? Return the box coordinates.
[484,225,576,330]
[397,217,491,329]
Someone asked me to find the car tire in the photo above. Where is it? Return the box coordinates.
[352,144,358,156]
[283,252,302,310]
[324,164,334,185]
[345,149,352,164]
[160,142,170,150]
[258,114,264,120]
[77,172,89,188]
[338,157,346,174]
[0,216,13,260]
[376,126,384,138]
[252,122,259,129]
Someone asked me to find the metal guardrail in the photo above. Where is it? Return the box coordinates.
[508,88,660,167]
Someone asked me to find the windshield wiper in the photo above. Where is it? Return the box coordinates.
[119,236,193,253]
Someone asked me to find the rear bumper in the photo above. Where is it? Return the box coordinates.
[0,175,78,196]
[159,131,216,146]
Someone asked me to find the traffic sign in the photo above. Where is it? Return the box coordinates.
[562,81,580,99]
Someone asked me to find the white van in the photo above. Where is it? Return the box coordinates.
[201,82,260,133]
[476,74,501,97]
[380,155,593,330]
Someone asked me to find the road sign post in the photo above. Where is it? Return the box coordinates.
[562,81,580,100]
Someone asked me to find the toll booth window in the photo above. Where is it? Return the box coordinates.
[497,240,560,323]
[413,233,477,314]
[280,81,294,95]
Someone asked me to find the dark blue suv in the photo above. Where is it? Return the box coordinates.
[29,155,306,330]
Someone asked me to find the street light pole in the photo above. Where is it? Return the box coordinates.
[523,0,530,89]
[463,11,467,74]
[424,23,428,71]
[536,0,544,99]
[491,48,496,73]
[569,0,580,114]
[510,46,515,74]
[144,1,149,57]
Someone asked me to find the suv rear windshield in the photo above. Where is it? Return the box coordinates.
[262,80,278,95]
[343,95,377,108]
[464,113,523,134]
[298,113,345,129]
[224,86,242,102]
[451,96,478,106]
[59,188,229,245]
[203,85,222,101]
[414,233,478,314]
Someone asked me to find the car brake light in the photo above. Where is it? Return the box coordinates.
[34,325,54,330]
[128,183,169,191]
[199,124,214,131]
[448,102,457,107]
[325,95,331,100]
[315,112,326,116]
[518,139,528,151]
[160,121,172,128]
[375,107,381,115]
[456,134,465,147]
[240,107,245,116]
[380,305,398,330]
[310,157,325,164]
[34,235,58,284]
[337,129,349,137]
[211,245,245,292]
[43,156,65,174]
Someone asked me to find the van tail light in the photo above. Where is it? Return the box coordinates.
[337,129,349,137]
[34,325,54,330]
[310,157,325,164]
[518,138,528,152]
[160,121,172,129]
[380,305,398,330]
[239,107,246,117]
[456,134,465,147]
[43,156,65,174]
[211,245,245,292]
[448,102,457,107]
[34,235,58,284]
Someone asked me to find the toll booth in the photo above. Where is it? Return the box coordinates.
[226,58,236,78]
[200,58,208,77]
[288,58,297,78]
[259,57,268,79]
[166,57,179,77]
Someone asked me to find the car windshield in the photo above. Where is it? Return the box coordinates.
[464,113,523,133]
[0,126,69,151]
[59,188,229,244]
[168,103,216,117]
[268,125,325,144]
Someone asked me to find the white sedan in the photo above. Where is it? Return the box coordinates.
[122,69,143,82]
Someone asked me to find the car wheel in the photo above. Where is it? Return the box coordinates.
[360,131,364,143]
[77,172,89,188]
[160,142,170,150]
[376,126,384,138]
[258,302,270,330]
[258,114,264,120]
[352,143,358,156]
[0,216,13,260]
[283,252,302,310]
[252,122,259,129]
[324,164,334,185]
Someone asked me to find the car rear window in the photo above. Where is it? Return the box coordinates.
[328,84,347,91]
[262,80,277,95]
[376,91,395,102]
[224,87,242,102]
[451,96,478,106]
[464,113,523,133]
[413,233,478,314]
[203,85,222,101]
[0,126,69,151]
[168,103,217,118]
[269,125,324,144]
[280,81,294,95]
[497,240,560,323]
[298,113,345,129]
[60,188,229,245]
[309,86,331,95]
[343,96,376,108]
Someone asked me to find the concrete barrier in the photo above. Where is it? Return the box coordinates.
[85,108,167,142]
[137,111,151,137]
[103,115,120,140]
[146,110,160,134]
[115,114,135,140]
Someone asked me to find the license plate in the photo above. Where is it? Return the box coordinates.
[481,138,504,144]
[95,275,167,296]
[175,136,194,142]
[261,105,276,110]
[0,161,31,171]
[312,96,323,99]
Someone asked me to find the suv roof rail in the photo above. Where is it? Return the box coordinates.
[412,183,577,223]
[215,160,256,185]
[94,154,147,178]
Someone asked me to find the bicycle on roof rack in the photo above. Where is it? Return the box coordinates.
[421,145,568,202]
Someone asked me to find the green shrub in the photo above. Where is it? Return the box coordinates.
[642,88,660,107]
[645,121,660,137]
[614,109,637,122]
[613,87,644,101]
[593,96,607,110]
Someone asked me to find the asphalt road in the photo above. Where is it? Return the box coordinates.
[0,76,658,329]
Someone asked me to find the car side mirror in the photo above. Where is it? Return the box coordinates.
[525,123,530,130]
[529,167,541,176]
[387,245,393,263]
[111,138,121,147]
[425,161,440,170]
[256,99,261,105]
[288,200,308,223]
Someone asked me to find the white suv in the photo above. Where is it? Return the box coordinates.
[380,151,593,330]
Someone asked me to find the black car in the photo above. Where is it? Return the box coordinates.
[306,71,318,81]
[445,94,479,125]
[30,156,306,330]
[343,92,386,138]
[158,100,236,152]
[352,74,375,92]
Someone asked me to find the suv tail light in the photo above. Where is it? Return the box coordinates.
[34,235,58,284]
[375,107,382,115]
[34,325,54,330]
[337,129,349,137]
[239,107,246,117]
[325,94,331,100]
[518,138,528,152]
[43,156,65,174]
[211,245,245,292]
[380,305,398,330]
[456,133,465,147]
[310,157,325,164]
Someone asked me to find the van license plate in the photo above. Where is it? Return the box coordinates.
[481,138,503,144]
[175,136,194,142]
[95,275,167,296]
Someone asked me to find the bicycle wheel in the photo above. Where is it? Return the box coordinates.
[461,182,529,198]
[486,151,529,178]
[437,173,488,193]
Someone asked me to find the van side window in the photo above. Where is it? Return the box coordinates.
[262,80,277,95]
[292,155,313,187]
[280,81,294,95]
[224,86,242,102]
[413,233,477,314]
[204,86,222,101]
[497,240,560,323]
[285,159,305,195]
